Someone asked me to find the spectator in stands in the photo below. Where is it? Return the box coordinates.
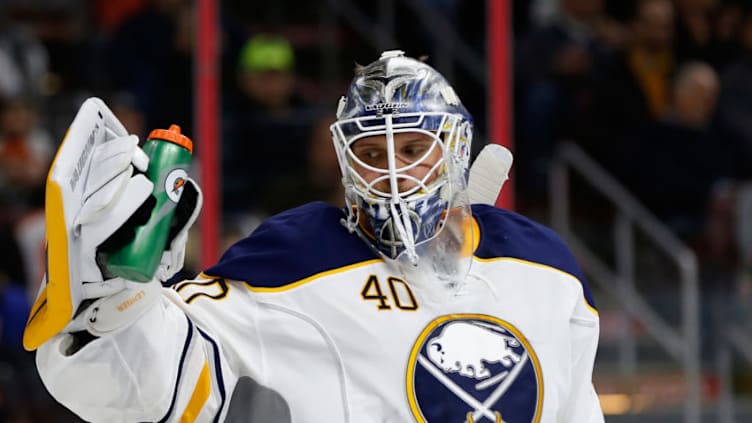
[587,0,677,177]
[222,34,314,219]
[304,114,345,207]
[0,12,49,100]
[0,97,53,296]
[717,7,752,180]
[514,0,620,209]
[671,0,743,68]
[714,7,752,302]
[673,0,716,63]
[0,97,53,211]
[104,0,192,131]
[108,91,147,139]
[258,113,344,215]
[0,59,57,303]
[91,0,148,34]
[234,34,300,119]
[148,1,195,131]
[707,0,745,70]
[625,61,729,245]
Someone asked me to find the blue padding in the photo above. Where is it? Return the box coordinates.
[204,202,378,287]
[471,204,597,310]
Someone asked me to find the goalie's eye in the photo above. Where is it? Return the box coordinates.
[352,133,437,170]
[398,139,433,162]
[354,147,385,166]
[352,136,389,168]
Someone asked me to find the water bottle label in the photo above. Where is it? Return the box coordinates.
[165,168,188,203]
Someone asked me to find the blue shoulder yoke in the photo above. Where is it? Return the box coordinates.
[203,202,378,287]
[471,204,597,310]
[203,202,595,310]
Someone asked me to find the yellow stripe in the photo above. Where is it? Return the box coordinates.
[200,259,384,294]
[199,211,478,295]
[474,256,599,316]
[179,360,211,423]
[204,215,479,294]
[23,127,72,351]
[197,272,218,280]
[464,215,480,255]
[247,258,384,293]
[23,180,73,350]
[203,218,479,295]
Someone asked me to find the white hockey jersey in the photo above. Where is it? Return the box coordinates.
[36,202,603,423]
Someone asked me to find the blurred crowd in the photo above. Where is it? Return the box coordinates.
[513,0,752,329]
[515,0,744,257]
[0,0,750,420]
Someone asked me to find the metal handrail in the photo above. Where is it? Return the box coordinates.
[717,321,752,422]
[550,141,701,423]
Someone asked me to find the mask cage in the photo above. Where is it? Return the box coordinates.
[332,112,467,202]
[330,111,472,262]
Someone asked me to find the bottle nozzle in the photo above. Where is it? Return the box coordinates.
[148,124,193,153]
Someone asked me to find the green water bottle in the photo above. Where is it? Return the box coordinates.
[107,124,193,282]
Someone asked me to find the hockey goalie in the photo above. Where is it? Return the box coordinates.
[25,51,603,422]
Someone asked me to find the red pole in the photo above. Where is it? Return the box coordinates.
[196,0,220,268]
[488,0,514,210]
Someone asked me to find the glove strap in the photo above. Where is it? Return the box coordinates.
[65,280,162,337]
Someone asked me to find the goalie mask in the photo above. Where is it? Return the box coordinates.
[330,50,474,271]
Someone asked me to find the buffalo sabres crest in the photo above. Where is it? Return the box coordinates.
[407,315,542,423]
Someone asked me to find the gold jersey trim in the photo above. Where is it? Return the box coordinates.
[473,256,599,317]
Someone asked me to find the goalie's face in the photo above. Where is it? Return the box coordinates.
[331,50,474,264]
[332,115,463,264]
[351,131,443,196]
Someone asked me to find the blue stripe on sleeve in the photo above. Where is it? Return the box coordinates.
[197,327,226,423]
[156,315,194,423]
[471,204,597,310]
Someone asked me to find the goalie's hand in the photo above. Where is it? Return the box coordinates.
[78,134,154,284]
[24,98,156,350]
[63,175,201,341]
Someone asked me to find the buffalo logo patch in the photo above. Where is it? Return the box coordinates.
[407,314,542,423]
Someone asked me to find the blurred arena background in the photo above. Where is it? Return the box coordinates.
[0,0,751,421]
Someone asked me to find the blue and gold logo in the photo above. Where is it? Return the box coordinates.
[407,314,543,422]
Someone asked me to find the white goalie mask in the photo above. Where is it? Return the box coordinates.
[330,50,474,286]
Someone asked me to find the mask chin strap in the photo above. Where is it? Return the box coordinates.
[384,115,419,265]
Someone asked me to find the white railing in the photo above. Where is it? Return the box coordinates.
[550,141,701,423]
[717,321,752,422]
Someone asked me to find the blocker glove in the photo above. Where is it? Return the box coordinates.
[23,98,202,350]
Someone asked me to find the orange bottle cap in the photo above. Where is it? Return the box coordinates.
[148,124,193,153]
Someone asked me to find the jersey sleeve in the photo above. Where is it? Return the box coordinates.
[36,288,237,422]
[33,203,348,422]
[559,293,604,422]
[471,204,604,420]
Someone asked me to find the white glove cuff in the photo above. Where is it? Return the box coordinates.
[67,280,162,337]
